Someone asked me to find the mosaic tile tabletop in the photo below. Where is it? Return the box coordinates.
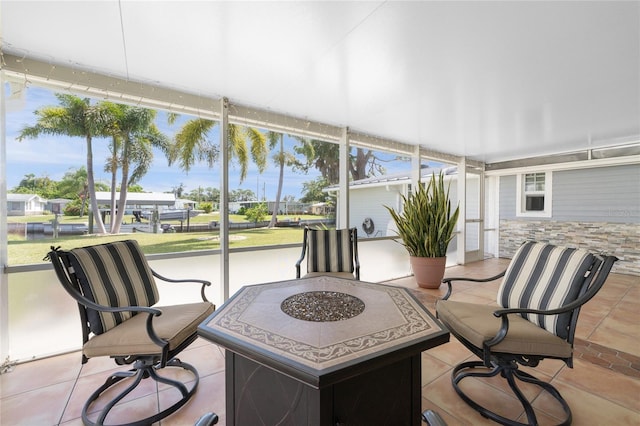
[200,276,446,371]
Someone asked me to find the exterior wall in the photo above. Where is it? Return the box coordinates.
[552,165,639,222]
[500,165,639,223]
[499,220,639,275]
[7,201,26,216]
[499,164,639,275]
[349,185,403,237]
[7,198,47,216]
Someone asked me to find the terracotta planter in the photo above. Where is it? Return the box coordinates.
[410,256,447,289]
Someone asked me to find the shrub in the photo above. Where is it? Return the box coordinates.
[245,203,268,223]
[63,201,82,216]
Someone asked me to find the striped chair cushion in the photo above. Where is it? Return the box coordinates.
[68,240,159,335]
[496,241,595,339]
[307,229,354,274]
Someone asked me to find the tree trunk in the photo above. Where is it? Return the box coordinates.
[269,135,285,228]
[108,141,118,233]
[86,135,107,234]
[112,138,130,234]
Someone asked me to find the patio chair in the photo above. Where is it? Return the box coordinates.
[296,227,360,280]
[436,241,617,426]
[47,239,216,426]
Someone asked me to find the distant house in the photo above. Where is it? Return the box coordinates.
[7,193,47,216]
[46,198,72,214]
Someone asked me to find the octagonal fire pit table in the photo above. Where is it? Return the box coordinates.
[198,275,449,426]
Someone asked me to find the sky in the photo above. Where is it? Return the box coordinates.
[4,85,415,201]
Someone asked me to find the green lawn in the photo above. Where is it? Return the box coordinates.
[6,213,324,265]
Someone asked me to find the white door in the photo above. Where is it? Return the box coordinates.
[459,162,485,264]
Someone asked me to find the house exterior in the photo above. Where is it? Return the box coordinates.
[329,159,639,276]
[46,198,72,214]
[6,194,47,216]
[494,163,639,276]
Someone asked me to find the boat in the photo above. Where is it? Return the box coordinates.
[140,209,201,221]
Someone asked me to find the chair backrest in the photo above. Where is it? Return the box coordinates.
[306,227,356,274]
[496,241,597,339]
[67,240,159,335]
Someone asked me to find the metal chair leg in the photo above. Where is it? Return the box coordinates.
[451,360,571,426]
[82,358,199,426]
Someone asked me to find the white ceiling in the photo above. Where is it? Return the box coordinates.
[1,1,639,164]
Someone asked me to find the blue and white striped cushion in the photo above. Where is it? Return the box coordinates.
[496,241,595,338]
[69,240,159,335]
[307,229,354,274]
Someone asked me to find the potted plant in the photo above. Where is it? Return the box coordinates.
[385,171,460,288]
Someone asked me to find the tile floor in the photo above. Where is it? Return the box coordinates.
[1,258,638,425]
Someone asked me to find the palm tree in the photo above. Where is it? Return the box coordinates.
[169,118,267,183]
[103,103,169,233]
[18,94,110,233]
[267,133,307,228]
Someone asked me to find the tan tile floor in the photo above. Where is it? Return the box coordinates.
[1,258,638,425]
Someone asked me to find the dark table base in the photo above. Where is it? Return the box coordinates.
[226,350,422,426]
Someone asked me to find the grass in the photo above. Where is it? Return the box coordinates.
[6,213,322,265]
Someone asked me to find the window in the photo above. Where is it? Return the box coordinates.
[516,172,552,217]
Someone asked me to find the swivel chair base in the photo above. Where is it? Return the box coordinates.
[82,357,198,426]
[451,360,571,426]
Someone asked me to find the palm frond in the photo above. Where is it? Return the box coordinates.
[246,127,268,173]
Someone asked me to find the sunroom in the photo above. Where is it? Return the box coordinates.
[1,2,638,425]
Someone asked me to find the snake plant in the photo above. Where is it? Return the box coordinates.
[385,172,460,258]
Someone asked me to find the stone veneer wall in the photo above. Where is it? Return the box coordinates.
[499,220,639,276]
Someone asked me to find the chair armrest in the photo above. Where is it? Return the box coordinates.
[295,248,307,279]
[441,271,506,300]
[195,412,219,426]
[483,301,580,359]
[75,292,162,318]
[295,228,309,279]
[76,293,168,354]
[58,284,167,351]
[151,270,212,302]
[295,257,303,278]
[353,229,361,280]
